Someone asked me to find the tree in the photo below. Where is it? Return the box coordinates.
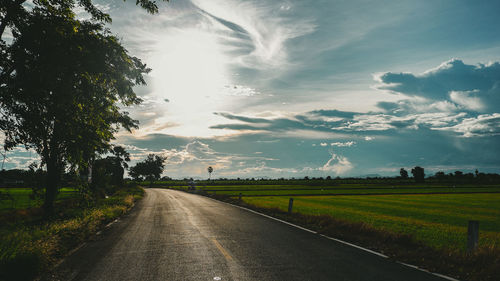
[207,166,213,180]
[108,146,131,186]
[434,171,446,182]
[400,168,408,179]
[0,0,168,39]
[0,7,149,214]
[90,146,131,196]
[129,154,166,187]
[411,166,425,183]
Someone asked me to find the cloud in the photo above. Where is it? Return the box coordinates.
[212,109,470,136]
[436,113,500,137]
[0,146,40,170]
[377,59,500,112]
[330,141,355,147]
[223,85,260,96]
[449,90,484,111]
[319,152,353,175]
[193,0,316,70]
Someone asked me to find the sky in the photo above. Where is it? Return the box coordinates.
[4,0,500,179]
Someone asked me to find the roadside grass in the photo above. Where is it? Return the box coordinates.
[0,188,77,211]
[0,185,144,281]
[242,194,500,251]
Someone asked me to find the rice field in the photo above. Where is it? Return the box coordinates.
[0,188,78,211]
[204,185,500,196]
[243,193,500,251]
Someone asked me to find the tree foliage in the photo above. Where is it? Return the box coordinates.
[0,0,169,39]
[0,1,160,213]
[400,168,408,179]
[207,166,213,180]
[411,166,425,183]
[129,154,166,186]
[90,146,131,196]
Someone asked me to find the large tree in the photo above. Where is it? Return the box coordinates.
[0,5,152,214]
[411,166,425,183]
[129,154,166,187]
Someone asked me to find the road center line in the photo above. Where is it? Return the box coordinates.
[211,238,233,262]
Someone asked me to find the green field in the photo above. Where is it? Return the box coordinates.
[242,193,500,251]
[0,188,77,211]
[202,185,500,196]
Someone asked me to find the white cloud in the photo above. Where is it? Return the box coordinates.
[319,152,353,175]
[330,141,355,147]
[436,113,500,137]
[192,0,316,70]
[449,90,484,111]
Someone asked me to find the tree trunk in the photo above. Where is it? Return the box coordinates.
[43,155,62,216]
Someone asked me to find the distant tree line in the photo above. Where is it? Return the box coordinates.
[2,164,500,190]
[126,166,500,186]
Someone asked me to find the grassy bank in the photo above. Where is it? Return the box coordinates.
[205,191,500,281]
[0,185,144,281]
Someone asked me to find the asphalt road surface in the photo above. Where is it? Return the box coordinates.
[47,188,448,281]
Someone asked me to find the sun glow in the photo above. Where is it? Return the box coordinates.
[144,28,234,137]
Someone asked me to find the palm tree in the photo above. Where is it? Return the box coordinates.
[207,166,214,180]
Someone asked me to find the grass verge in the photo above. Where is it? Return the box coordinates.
[206,193,500,281]
[0,185,144,281]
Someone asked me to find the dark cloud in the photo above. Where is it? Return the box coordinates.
[378,59,500,112]
[212,110,466,135]
[214,112,271,124]
[308,109,358,119]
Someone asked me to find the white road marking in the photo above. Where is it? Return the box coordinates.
[318,234,388,258]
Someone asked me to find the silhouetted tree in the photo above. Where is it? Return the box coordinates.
[0,8,149,214]
[207,166,213,180]
[400,168,409,179]
[109,146,131,186]
[89,146,131,196]
[129,154,166,187]
[434,171,446,182]
[411,166,425,183]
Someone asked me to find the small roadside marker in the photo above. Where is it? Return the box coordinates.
[214,277,221,280]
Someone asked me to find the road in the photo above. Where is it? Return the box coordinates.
[47,188,448,281]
